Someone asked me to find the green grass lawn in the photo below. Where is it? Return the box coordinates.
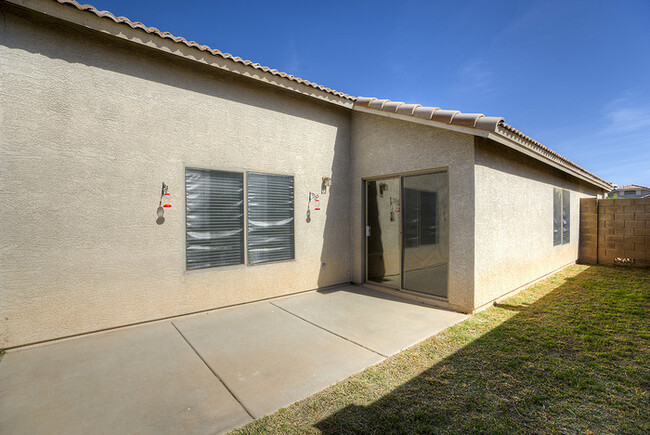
[233,265,649,434]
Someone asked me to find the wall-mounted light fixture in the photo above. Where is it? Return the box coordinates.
[379,182,388,197]
[160,182,171,207]
[156,182,170,225]
[306,191,320,223]
[321,176,332,194]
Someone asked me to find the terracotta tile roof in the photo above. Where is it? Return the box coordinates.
[612,184,650,191]
[32,1,610,189]
[53,0,355,101]
[356,97,505,131]
[355,97,612,189]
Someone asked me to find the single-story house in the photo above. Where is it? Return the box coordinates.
[608,184,650,199]
[0,0,613,349]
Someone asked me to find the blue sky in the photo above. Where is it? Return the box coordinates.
[90,0,650,187]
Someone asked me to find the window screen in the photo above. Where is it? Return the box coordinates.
[247,173,294,265]
[185,168,244,270]
[553,188,570,246]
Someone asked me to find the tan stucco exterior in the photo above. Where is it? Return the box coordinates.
[0,9,351,348]
[473,138,604,308]
[350,112,476,310]
[0,2,608,348]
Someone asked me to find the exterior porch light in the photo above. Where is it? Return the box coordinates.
[322,176,332,194]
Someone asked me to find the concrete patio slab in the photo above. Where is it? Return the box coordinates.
[272,285,468,356]
[0,285,469,434]
[0,322,251,435]
[173,301,384,419]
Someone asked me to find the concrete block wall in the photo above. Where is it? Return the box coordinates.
[579,197,650,265]
[578,198,598,264]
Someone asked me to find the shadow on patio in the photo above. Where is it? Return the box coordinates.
[306,265,649,434]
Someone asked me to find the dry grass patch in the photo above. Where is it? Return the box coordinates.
[233,265,649,434]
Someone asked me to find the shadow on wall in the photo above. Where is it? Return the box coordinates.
[316,122,352,289]
[314,266,648,433]
[474,137,601,196]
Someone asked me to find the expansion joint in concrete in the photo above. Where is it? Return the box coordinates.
[268,301,388,358]
[170,321,255,419]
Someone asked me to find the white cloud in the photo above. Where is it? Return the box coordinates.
[602,98,650,134]
[553,95,650,186]
[459,60,493,90]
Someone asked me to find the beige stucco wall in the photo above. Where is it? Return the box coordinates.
[350,112,476,310]
[0,10,352,347]
[473,137,604,308]
[0,4,612,348]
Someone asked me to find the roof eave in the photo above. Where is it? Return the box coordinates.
[5,0,615,192]
[353,105,613,192]
[6,0,355,109]
[354,105,491,137]
[486,132,612,191]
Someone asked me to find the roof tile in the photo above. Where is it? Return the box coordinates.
[368,99,389,110]
[431,109,460,124]
[353,97,611,188]
[475,116,505,131]
[355,97,376,108]
[44,0,611,190]
[395,103,421,116]
[381,101,403,113]
[451,113,484,128]
[52,0,355,100]
[413,106,440,120]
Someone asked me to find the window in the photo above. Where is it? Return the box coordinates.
[185,168,294,270]
[553,188,570,246]
[624,190,636,196]
[247,173,295,264]
[185,168,244,270]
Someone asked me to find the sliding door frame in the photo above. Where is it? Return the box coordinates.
[363,167,450,301]
[365,175,402,288]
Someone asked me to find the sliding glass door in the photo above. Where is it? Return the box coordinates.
[366,177,401,288]
[401,172,449,297]
[366,171,449,298]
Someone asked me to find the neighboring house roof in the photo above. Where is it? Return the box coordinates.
[8,0,613,191]
[611,184,650,191]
